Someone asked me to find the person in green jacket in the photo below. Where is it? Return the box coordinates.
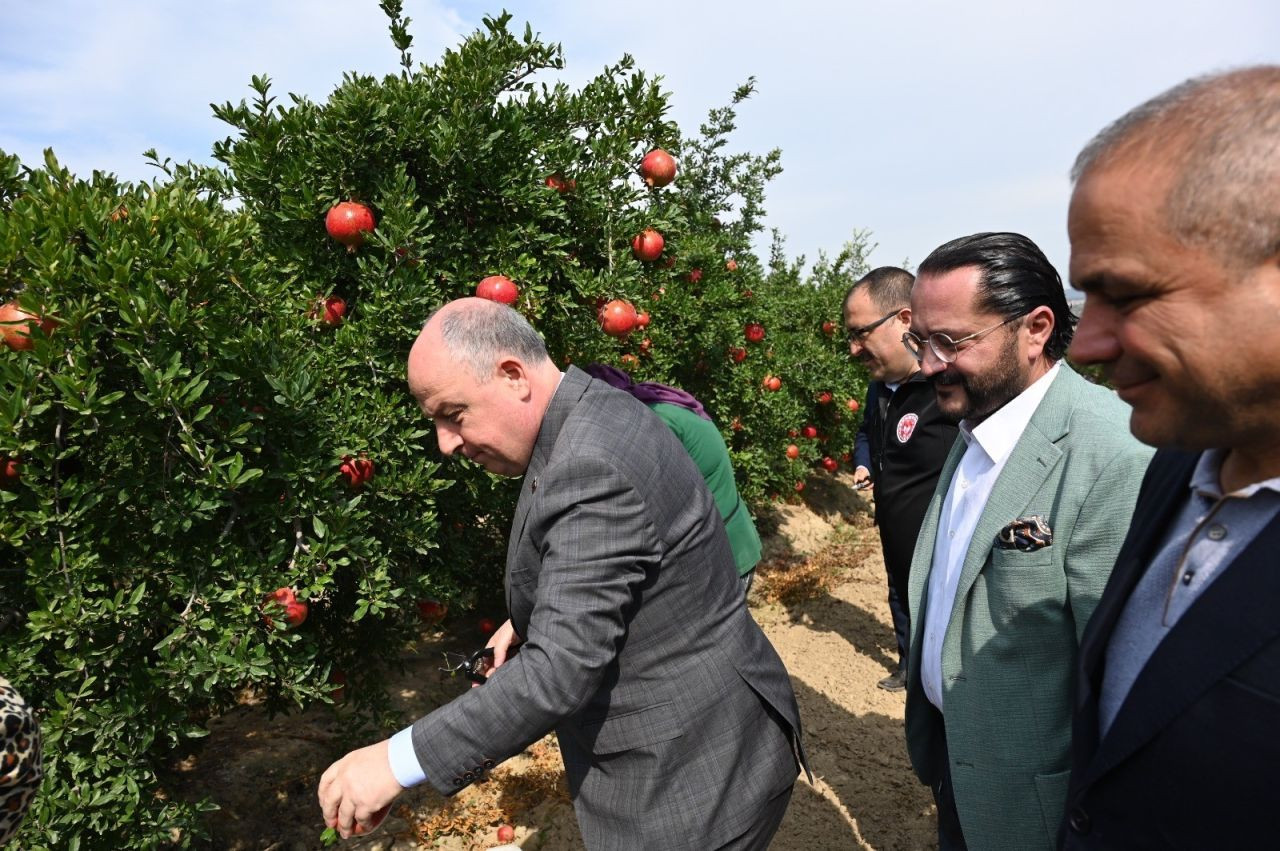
[584,364,762,594]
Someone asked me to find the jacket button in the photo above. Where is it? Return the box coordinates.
[1069,807,1091,834]
[482,759,495,769]
[463,771,475,781]
[452,777,464,788]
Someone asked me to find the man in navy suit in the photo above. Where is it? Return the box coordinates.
[1062,65,1280,848]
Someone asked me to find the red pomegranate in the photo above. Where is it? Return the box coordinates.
[631,229,665,262]
[475,275,519,305]
[0,302,56,350]
[640,148,677,187]
[599,300,638,337]
[325,201,376,253]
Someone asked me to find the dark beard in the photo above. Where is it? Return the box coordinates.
[932,334,1027,424]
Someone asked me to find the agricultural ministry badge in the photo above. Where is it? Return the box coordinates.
[896,413,919,443]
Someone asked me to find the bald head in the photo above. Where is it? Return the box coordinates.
[1072,65,1280,268]
[407,298,561,476]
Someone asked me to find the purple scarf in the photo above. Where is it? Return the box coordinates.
[583,363,713,421]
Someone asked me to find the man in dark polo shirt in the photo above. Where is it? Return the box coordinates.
[848,267,958,691]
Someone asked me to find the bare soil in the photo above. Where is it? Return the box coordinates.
[175,472,937,850]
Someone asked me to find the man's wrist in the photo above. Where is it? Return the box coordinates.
[387,726,427,788]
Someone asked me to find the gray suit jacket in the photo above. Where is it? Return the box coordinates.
[410,367,805,850]
[905,365,1153,850]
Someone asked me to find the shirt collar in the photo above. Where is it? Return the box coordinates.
[959,361,1061,465]
[1189,448,1280,499]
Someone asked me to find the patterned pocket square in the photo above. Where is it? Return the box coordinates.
[997,515,1053,552]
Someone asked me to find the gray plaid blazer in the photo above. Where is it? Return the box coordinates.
[410,367,806,850]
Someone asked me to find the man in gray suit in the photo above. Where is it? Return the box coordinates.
[318,298,806,849]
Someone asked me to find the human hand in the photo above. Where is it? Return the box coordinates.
[472,618,522,687]
[317,739,400,840]
[852,466,874,491]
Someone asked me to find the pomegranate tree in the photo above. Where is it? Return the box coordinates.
[324,201,376,252]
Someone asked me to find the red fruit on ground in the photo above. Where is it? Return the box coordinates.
[478,617,497,634]
[497,824,516,843]
[794,480,806,492]
[639,148,677,187]
[0,302,56,350]
[821,456,839,472]
[599,299,638,337]
[0,456,21,490]
[636,311,650,328]
[475,275,519,305]
[744,323,766,343]
[631,229,665,262]
[324,201,375,253]
[785,444,800,460]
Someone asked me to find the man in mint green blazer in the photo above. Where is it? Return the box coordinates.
[900,233,1152,850]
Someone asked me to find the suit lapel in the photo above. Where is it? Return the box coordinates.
[947,368,1076,623]
[1074,451,1199,749]
[504,367,592,612]
[1085,516,1280,783]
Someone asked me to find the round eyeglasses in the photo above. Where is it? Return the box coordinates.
[901,315,1022,364]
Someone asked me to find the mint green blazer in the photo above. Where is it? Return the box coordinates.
[904,366,1153,850]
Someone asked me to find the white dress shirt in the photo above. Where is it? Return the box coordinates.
[921,362,1061,710]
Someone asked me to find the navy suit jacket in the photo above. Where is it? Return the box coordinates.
[1061,449,1280,849]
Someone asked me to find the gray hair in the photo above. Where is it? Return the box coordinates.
[431,300,550,380]
[1071,65,1280,267]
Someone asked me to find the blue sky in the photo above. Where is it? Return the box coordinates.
[2,1,1276,283]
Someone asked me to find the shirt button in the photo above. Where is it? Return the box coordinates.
[1207,523,1227,541]
[1182,571,1195,585]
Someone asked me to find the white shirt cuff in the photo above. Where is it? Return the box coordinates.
[387,726,427,788]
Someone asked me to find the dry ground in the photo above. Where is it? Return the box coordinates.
[174,472,937,849]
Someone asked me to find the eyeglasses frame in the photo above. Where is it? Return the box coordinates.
[846,308,903,345]
[901,314,1023,364]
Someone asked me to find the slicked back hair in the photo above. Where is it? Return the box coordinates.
[1072,65,1280,268]
[846,266,915,314]
[917,232,1076,362]
[431,300,551,380]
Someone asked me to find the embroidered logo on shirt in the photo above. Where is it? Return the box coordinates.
[896,413,919,443]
